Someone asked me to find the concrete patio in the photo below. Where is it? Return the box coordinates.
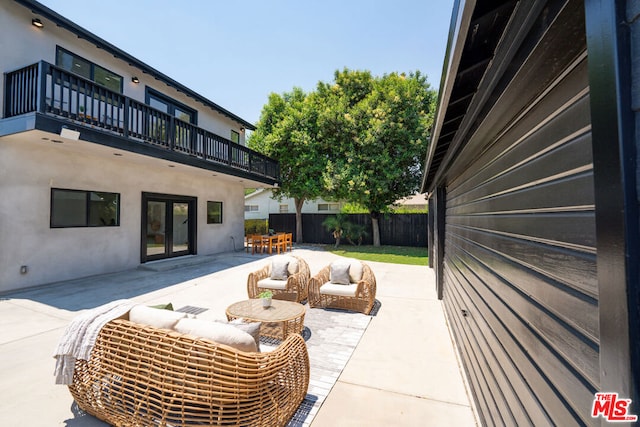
[0,247,478,426]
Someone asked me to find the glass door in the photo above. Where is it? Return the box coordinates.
[146,200,167,257]
[142,193,196,262]
[171,202,190,254]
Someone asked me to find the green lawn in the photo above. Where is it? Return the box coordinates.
[324,245,428,266]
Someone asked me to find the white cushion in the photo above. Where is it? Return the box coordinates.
[259,343,278,353]
[258,278,288,290]
[320,282,358,296]
[174,318,257,353]
[286,256,300,275]
[347,259,364,283]
[330,260,351,285]
[229,318,261,351]
[129,305,187,330]
[269,255,299,276]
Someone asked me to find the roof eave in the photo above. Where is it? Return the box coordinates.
[420,0,476,195]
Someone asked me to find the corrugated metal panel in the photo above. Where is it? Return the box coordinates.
[440,1,599,426]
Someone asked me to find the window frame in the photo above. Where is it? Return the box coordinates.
[279,204,289,213]
[207,201,223,224]
[230,130,240,144]
[318,203,340,212]
[55,46,123,93]
[145,87,198,124]
[50,188,120,228]
[244,205,259,212]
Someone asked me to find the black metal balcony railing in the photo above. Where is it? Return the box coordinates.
[4,61,279,181]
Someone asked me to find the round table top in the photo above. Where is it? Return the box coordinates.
[226,299,305,323]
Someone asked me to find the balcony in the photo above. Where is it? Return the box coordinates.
[3,61,279,184]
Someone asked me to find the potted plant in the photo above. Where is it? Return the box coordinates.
[258,290,273,308]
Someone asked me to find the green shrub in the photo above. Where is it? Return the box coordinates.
[245,219,268,235]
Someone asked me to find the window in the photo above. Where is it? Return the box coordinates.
[230,130,240,144]
[146,88,197,124]
[51,189,120,228]
[245,205,259,212]
[318,203,340,211]
[56,47,123,93]
[279,204,289,213]
[207,201,223,224]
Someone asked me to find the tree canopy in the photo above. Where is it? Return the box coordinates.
[249,68,436,246]
[248,87,325,242]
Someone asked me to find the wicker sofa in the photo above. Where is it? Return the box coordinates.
[69,317,310,427]
[308,258,377,314]
[247,255,310,303]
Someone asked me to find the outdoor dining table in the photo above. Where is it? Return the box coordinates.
[260,234,279,254]
[247,232,291,254]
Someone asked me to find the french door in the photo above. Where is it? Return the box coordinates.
[142,193,196,262]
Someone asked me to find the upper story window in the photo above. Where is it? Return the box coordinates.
[279,204,289,213]
[146,88,197,124]
[245,205,259,212]
[56,47,123,93]
[230,130,240,144]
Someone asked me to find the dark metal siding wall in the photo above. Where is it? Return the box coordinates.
[440,2,599,425]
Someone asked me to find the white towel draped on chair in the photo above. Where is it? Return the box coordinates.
[53,299,135,385]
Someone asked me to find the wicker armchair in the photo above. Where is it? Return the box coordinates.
[69,318,309,427]
[247,255,310,303]
[308,259,377,314]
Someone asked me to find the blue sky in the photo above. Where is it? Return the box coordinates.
[38,0,455,125]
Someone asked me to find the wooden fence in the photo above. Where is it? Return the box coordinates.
[268,213,428,247]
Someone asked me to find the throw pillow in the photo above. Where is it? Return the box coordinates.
[330,260,351,285]
[285,256,300,275]
[230,318,261,351]
[129,305,187,329]
[149,302,174,311]
[347,259,364,283]
[174,318,257,353]
[270,257,290,280]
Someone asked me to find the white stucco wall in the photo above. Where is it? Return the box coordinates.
[0,134,245,293]
[0,1,247,143]
[244,190,343,220]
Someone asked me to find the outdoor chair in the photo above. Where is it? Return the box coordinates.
[308,258,377,314]
[68,315,309,427]
[249,234,264,254]
[247,255,310,303]
[274,233,286,254]
[284,232,293,252]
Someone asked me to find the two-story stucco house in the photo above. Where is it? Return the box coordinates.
[0,0,279,293]
[244,189,343,220]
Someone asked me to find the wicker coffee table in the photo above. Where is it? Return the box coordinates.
[226,299,305,340]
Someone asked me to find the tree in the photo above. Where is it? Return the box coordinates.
[248,88,325,243]
[316,69,436,246]
[322,214,348,248]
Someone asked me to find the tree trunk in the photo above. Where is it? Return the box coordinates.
[294,198,305,244]
[371,212,381,247]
